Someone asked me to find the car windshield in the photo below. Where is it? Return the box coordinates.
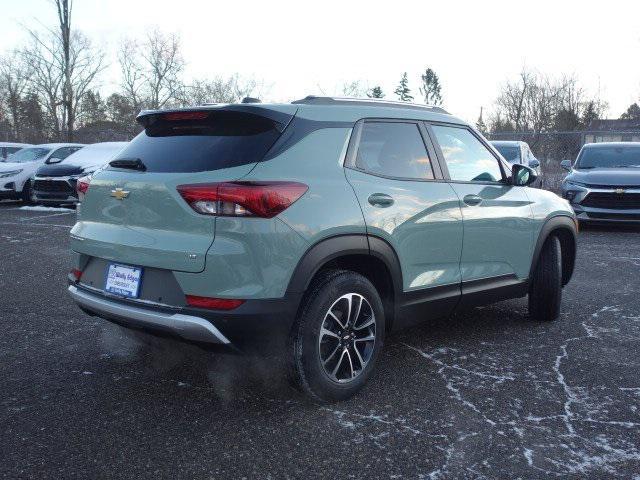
[8,147,51,163]
[577,145,640,168]
[493,145,520,163]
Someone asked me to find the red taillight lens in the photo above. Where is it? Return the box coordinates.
[177,182,308,218]
[163,111,209,121]
[185,295,244,310]
[76,175,91,196]
[70,269,82,281]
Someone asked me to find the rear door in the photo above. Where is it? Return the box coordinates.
[428,124,535,284]
[345,119,463,319]
[71,108,292,273]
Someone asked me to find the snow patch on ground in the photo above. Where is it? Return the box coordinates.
[18,206,74,212]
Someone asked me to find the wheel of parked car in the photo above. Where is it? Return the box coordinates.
[528,236,562,321]
[289,269,385,402]
[21,180,33,204]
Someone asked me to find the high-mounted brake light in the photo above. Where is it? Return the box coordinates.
[177,182,308,218]
[185,295,244,310]
[163,111,209,121]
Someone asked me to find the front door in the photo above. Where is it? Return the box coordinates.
[345,120,463,322]
[428,124,535,288]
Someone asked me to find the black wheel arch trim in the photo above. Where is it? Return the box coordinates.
[286,234,403,296]
[530,215,577,286]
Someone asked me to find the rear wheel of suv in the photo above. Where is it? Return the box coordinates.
[290,270,385,402]
[529,236,562,321]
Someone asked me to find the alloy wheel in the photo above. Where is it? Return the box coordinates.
[318,293,376,383]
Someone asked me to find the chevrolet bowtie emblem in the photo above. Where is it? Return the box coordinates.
[110,188,130,200]
[615,188,626,194]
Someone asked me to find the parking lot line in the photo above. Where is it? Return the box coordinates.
[17,211,75,221]
[0,221,72,229]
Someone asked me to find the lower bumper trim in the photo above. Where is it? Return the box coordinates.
[68,285,231,344]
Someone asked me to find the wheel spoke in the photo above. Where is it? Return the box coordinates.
[344,348,355,378]
[327,310,347,330]
[320,327,340,340]
[350,294,363,326]
[323,343,341,365]
[352,343,365,370]
[332,348,348,377]
[353,316,374,331]
[354,334,375,343]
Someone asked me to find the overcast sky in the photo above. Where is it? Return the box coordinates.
[1,0,639,123]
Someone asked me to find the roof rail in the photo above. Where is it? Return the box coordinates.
[291,96,449,114]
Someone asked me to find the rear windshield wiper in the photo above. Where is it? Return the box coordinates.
[109,158,147,171]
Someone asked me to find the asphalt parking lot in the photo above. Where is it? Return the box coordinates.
[1,201,639,479]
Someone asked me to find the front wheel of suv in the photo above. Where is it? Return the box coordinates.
[290,270,385,402]
[528,235,562,321]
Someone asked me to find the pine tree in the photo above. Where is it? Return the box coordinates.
[580,101,599,128]
[81,90,107,126]
[620,102,640,120]
[476,107,487,134]
[367,86,384,99]
[394,73,413,102]
[419,68,442,105]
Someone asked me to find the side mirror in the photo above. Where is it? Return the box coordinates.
[529,159,540,169]
[46,157,63,164]
[560,160,572,171]
[512,163,538,186]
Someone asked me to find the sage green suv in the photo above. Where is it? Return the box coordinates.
[67,97,577,402]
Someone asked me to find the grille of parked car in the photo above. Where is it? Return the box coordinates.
[33,179,75,193]
[582,192,640,210]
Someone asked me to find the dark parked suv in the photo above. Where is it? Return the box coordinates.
[561,142,640,223]
[68,97,577,401]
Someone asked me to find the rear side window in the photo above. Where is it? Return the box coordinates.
[355,122,434,180]
[113,111,281,173]
[432,126,503,182]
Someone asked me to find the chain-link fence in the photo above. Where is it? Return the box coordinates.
[487,130,640,192]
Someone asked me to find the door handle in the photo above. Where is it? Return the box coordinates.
[368,193,394,207]
[463,194,482,206]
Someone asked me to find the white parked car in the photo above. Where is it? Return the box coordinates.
[0,142,33,162]
[32,142,128,205]
[491,140,543,187]
[0,143,84,202]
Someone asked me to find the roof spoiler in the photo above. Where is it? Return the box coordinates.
[136,104,296,133]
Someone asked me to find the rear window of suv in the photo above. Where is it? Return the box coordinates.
[112,111,281,173]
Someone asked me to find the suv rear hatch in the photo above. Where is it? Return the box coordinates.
[70,105,296,273]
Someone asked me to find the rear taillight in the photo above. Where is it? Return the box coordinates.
[76,175,91,197]
[70,269,82,282]
[185,295,244,310]
[177,182,308,218]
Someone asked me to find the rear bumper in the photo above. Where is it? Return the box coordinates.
[68,283,302,353]
[68,285,231,344]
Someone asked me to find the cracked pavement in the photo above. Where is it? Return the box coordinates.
[1,202,639,479]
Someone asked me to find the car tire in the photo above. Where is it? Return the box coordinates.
[289,269,385,402]
[528,235,562,321]
[21,181,33,204]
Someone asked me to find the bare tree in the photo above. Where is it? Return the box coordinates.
[0,51,32,140]
[185,75,265,105]
[118,30,185,111]
[21,0,105,141]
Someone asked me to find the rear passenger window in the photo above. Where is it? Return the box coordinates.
[432,125,503,182]
[355,122,434,180]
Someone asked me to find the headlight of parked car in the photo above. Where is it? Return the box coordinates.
[563,180,588,189]
[0,169,24,178]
